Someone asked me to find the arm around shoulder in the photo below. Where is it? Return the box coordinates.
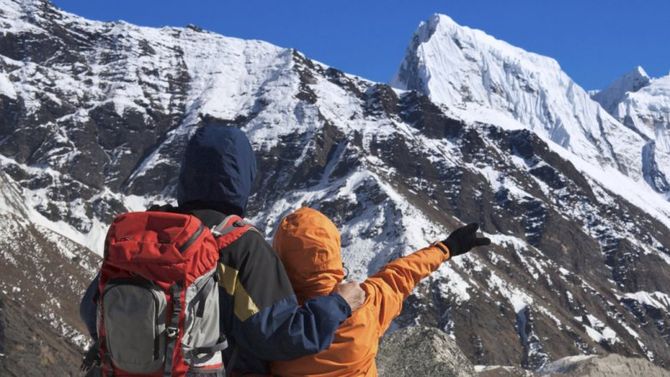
[222,231,351,361]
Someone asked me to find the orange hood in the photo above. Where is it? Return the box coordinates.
[273,207,345,303]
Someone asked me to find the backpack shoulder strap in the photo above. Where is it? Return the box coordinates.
[211,215,243,237]
[212,215,259,249]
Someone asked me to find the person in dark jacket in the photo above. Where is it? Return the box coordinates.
[80,124,366,374]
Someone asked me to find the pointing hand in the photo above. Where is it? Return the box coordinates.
[441,223,491,257]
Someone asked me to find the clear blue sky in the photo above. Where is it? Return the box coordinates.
[52,0,670,90]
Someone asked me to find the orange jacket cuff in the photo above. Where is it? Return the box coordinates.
[431,241,451,260]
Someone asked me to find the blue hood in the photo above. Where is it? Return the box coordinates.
[177,125,257,216]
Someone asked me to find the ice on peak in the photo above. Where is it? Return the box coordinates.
[393,13,563,98]
[592,66,651,113]
[604,70,670,160]
[410,14,475,50]
[415,13,560,70]
[634,65,649,77]
[424,13,461,34]
[392,13,646,186]
[429,13,456,26]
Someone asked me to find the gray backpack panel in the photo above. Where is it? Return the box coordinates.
[182,267,224,371]
[103,282,167,374]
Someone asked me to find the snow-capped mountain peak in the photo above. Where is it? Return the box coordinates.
[600,72,670,142]
[393,13,561,104]
[392,14,669,201]
[592,66,651,114]
[593,70,670,193]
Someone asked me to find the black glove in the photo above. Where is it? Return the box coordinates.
[441,223,491,257]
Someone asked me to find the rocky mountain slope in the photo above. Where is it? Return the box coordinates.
[0,0,669,373]
[0,171,97,376]
[377,326,670,377]
[377,325,476,377]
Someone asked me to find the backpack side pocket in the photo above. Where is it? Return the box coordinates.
[102,281,167,374]
[183,268,225,375]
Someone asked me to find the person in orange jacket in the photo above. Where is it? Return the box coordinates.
[270,207,491,377]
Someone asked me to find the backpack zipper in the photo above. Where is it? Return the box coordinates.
[178,223,205,253]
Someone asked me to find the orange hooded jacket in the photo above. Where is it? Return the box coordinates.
[270,207,451,377]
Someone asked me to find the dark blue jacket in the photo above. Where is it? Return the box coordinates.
[80,124,351,373]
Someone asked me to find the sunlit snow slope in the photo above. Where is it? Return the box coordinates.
[392,14,670,205]
[593,68,670,195]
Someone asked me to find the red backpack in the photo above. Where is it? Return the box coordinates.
[94,210,252,377]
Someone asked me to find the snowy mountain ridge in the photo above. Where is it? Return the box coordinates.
[591,66,651,114]
[1,0,670,373]
[0,0,314,252]
[392,14,670,204]
[592,69,670,195]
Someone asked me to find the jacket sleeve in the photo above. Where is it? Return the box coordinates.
[218,231,351,366]
[79,274,99,341]
[363,243,450,335]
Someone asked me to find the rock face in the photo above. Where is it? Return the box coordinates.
[377,326,476,377]
[539,354,670,377]
[0,171,97,376]
[0,296,84,377]
[1,0,670,374]
[478,366,534,377]
[377,326,670,377]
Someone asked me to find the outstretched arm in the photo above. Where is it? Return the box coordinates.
[365,223,490,334]
[364,244,449,335]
